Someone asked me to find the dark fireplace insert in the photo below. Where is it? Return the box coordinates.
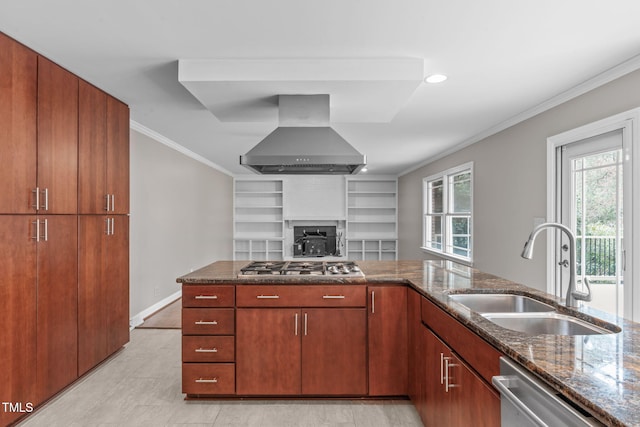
[293,226,337,257]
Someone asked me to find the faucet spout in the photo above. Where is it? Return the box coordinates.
[520,222,591,308]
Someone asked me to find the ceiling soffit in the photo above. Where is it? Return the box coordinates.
[178,58,424,123]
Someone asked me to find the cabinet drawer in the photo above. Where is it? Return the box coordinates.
[236,285,366,307]
[182,363,235,395]
[182,308,235,335]
[183,285,235,307]
[421,296,500,384]
[182,336,235,362]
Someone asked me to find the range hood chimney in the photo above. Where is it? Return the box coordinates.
[240,95,366,174]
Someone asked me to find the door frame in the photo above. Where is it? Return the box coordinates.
[546,108,640,320]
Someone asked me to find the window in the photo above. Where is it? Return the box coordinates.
[423,163,473,263]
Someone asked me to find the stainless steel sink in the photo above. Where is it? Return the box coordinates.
[448,293,555,313]
[481,312,617,335]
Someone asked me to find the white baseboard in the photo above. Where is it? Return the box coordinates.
[130,290,182,329]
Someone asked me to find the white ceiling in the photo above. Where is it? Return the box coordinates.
[2,1,640,176]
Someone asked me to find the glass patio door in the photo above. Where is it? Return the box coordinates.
[559,129,625,317]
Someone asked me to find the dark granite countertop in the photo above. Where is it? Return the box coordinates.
[177,260,640,426]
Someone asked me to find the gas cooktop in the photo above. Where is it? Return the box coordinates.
[238,261,364,278]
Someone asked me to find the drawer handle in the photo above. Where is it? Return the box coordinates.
[195,320,218,325]
[322,295,345,299]
[257,295,280,299]
[195,378,218,383]
[195,347,218,353]
[195,295,218,300]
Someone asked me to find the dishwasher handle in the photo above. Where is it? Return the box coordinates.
[492,375,549,427]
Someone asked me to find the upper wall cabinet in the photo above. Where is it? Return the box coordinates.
[37,57,79,214]
[106,95,130,214]
[78,81,130,214]
[0,34,79,215]
[0,33,37,213]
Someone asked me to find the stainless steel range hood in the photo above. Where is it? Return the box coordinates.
[240,95,366,174]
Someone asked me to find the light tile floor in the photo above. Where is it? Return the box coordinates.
[17,329,423,427]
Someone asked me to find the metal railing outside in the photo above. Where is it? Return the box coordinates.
[577,236,617,278]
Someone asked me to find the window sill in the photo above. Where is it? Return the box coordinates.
[420,247,473,267]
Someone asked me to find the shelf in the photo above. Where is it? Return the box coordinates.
[233,238,284,261]
[235,180,283,193]
[234,178,284,255]
[235,219,284,224]
[346,238,397,261]
[345,178,397,261]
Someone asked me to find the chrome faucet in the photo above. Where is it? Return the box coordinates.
[521,222,592,308]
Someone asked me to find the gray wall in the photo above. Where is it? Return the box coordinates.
[398,68,640,292]
[130,129,233,319]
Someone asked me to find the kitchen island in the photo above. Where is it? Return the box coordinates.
[177,260,640,427]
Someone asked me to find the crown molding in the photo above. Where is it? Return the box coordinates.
[399,53,640,177]
[130,121,233,177]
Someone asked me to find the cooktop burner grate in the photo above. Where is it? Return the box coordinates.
[238,261,363,277]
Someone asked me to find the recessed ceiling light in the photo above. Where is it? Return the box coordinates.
[424,74,447,84]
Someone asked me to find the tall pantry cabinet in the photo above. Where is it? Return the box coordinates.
[78,81,130,375]
[0,32,130,426]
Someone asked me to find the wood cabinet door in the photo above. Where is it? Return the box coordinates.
[106,96,129,214]
[37,57,78,214]
[78,81,107,214]
[0,216,37,427]
[0,33,37,214]
[301,308,367,395]
[423,327,450,427]
[106,215,129,353]
[236,308,301,395]
[78,215,108,375]
[368,286,408,396]
[36,215,78,403]
[407,289,422,403]
[448,352,501,427]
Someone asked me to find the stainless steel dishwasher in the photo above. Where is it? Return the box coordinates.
[492,357,603,426]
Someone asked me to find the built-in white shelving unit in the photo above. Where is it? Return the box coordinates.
[233,176,397,261]
[233,179,284,260]
[346,177,398,260]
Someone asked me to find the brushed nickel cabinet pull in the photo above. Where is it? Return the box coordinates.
[444,357,458,392]
[195,348,218,353]
[195,295,218,300]
[294,313,298,336]
[322,295,345,299]
[104,217,114,236]
[257,295,280,299]
[111,194,115,212]
[371,291,375,314]
[42,218,48,241]
[444,357,450,391]
[41,188,49,211]
[194,320,218,325]
[32,187,39,210]
[440,353,445,385]
[195,378,218,383]
[105,194,110,211]
[304,312,308,336]
[32,220,40,242]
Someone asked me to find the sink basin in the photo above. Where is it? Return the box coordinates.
[481,312,616,335]
[448,293,555,313]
